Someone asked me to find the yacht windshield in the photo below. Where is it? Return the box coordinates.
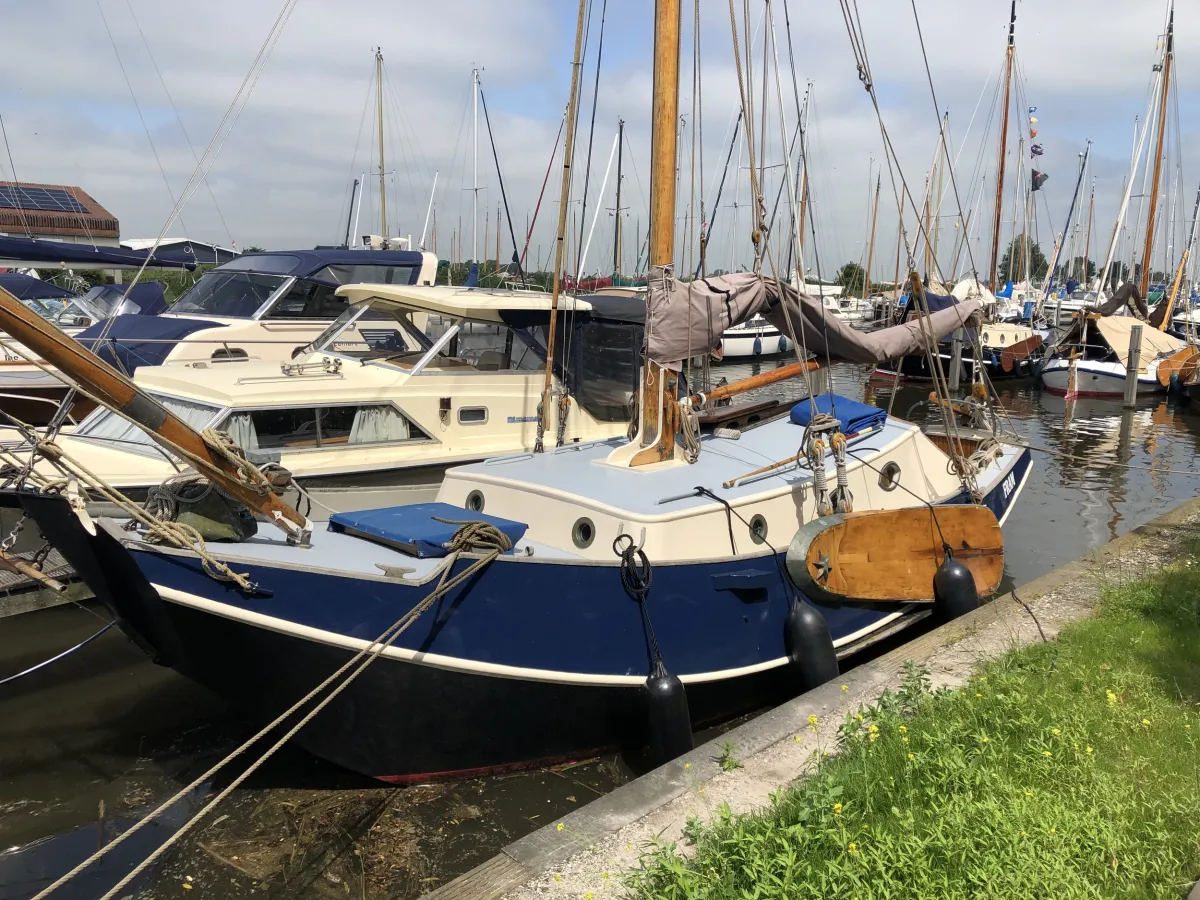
[171,271,288,318]
[73,394,221,454]
[312,301,431,359]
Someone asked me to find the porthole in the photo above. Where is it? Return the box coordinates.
[572,517,596,549]
[465,490,485,512]
[878,461,901,492]
[458,406,488,425]
[749,514,769,545]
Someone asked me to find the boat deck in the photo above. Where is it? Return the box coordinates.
[458,412,909,516]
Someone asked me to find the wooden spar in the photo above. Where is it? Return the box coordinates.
[1159,180,1200,331]
[1083,179,1094,287]
[535,0,588,452]
[614,118,624,277]
[375,49,387,240]
[1140,5,1172,297]
[989,1,1016,290]
[629,0,682,468]
[863,174,881,302]
[686,361,819,407]
[0,547,66,592]
[0,287,310,538]
[932,113,947,279]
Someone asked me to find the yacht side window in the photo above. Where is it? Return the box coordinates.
[264,281,348,320]
[218,404,415,451]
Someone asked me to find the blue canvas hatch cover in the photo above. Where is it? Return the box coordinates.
[790,393,887,435]
[327,502,528,558]
[77,314,223,372]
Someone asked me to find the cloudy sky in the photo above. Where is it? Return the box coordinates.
[1,0,1194,282]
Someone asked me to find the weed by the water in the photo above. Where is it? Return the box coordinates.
[716,741,743,773]
[626,555,1200,899]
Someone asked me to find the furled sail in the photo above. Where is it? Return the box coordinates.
[644,267,980,368]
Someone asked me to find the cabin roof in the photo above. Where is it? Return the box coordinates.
[1094,316,1185,368]
[335,284,593,322]
[132,360,398,407]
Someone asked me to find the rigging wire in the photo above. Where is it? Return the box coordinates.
[123,0,236,249]
[0,113,33,239]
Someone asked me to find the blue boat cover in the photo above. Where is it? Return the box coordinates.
[0,235,196,269]
[0,273,77,301]
[790,393,887,435]
[77,315,223,372]
[327,502,528,558]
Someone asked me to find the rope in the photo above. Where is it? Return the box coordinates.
[680,404,702,464]
[0,622,115,687]
[830,431,853,513]
[39,520,511,900]
[613,533,666,668]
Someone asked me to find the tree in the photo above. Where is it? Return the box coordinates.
[997,236,1048,282]
[243,245,265,253]
[836,262,866,296]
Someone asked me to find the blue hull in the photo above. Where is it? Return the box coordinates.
[15,448,1032,780]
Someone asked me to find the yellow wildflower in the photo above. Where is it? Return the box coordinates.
[980,735,989,743]
[586,893,594,900]
[683,762,691,770]
[1051,728,1061,736]
[554,874,561,883]
[898,725,907,734]
[1106,690,1117,704]
[808,714,819,728]
[1086,746,1093,754]
[1186,724,1192,730]
[848,842,858,854]
[602,872,609,881]
[1048,827,1056,835]
[794,735,801,742]
[841,684,849,692]
[867,723,879,734]
[855,713,864,723]
[907,753,915,760]
[1042,750,1052,757]
[902,737,909,744]
[1142,718,1151,728]
[869,732,879,743]
[1024,790,1033,797]
[833,802,843,815]
[975,693,983,699]
[556,823,565,832]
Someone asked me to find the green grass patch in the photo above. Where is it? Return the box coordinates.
[627,556,1200,898]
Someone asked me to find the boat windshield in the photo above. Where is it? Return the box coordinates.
[72,394,222,455]
[171,271,288,318]
[312,299,546,373]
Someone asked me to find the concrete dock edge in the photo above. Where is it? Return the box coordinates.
[423,495,1200,900]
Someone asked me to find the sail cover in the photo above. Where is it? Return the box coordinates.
[644,267,980,367]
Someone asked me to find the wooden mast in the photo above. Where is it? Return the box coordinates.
[1159,180,1199,331]
[989,1,1016,290]
[375,49,387,242]
[863,174,881,303]
[614,118,624,278]
[623,0,683,468]
[535,0,589,453]
[0,289,310,539]
[1139,5,1173,297]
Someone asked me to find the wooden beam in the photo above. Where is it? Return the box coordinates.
[686,360,819,407]
[0,287,309,538]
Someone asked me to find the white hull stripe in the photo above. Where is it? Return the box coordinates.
[152,585,906,687]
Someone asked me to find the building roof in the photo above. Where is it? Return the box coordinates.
[121,238,239,266]
[0,182,119,239]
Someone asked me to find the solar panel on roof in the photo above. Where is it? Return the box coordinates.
[0,186,88,214]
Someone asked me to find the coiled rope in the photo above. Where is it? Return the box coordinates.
[32,519,512,900]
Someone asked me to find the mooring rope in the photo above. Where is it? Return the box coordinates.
[0,622,115,687]
[32,520,512,900]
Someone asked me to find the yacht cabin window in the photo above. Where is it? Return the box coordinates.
[264,281,346,320]
[73,395,221,452]
[217,403,416,451]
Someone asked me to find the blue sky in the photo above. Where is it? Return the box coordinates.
[1,0,1194,282]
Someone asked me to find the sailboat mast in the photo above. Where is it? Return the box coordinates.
[614,118,624,278]
[864,174,881,302]
[535,0,589,453]
[1139,5,1173,297]
[1160,179,1199,331]
[473,67,480,266]
[375,49,387,242]
[1083,179,1094,286]
[989,1,1016,290]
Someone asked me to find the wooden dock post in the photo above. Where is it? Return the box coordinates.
[1123,323,1143,408]
[949,328,963,390]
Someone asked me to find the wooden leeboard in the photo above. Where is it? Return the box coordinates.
[1000,333,1044,372]
[1155,345,1200,386]
[787,505,1004,603]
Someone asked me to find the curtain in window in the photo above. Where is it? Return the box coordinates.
[349,405,410,444]
[221,412,260,451]
[77,394,217,446]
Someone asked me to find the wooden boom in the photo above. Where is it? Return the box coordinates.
[0,287,310,539]
[686,360,819,406]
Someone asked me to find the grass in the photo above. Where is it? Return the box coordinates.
[626,553,1200,899]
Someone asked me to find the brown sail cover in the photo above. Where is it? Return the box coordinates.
[644,267,980,368]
